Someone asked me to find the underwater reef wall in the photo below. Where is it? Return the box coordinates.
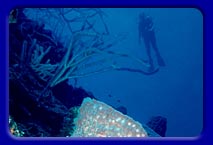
[9,8,164,137]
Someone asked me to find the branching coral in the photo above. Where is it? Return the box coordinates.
[30,43,58,81]
[20,8,159,96]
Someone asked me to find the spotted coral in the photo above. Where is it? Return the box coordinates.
[72,97,148,137]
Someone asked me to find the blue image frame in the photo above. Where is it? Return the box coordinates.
[0,0,212,145]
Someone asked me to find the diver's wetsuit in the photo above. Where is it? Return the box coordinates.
[138,14,165,71]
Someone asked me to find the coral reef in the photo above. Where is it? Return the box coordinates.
[9,8,163,137]
[72,98,148,137]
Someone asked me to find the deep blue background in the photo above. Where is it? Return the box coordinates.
[72,8,202,137]
[0,0,212,145]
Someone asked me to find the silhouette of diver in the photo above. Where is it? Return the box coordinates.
[138,12,165,72]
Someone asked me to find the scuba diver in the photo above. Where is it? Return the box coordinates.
[138,12,165,72]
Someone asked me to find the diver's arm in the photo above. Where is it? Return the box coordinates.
[147,19,154,31]
[138,22,143,44]
[149,21,154,31]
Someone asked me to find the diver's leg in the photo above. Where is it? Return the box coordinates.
[150,32,160,55]
[151,32,165,66]
[144,38,154,71]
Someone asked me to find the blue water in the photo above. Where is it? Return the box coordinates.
[72,8,203,137]
[24,8,203,137]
